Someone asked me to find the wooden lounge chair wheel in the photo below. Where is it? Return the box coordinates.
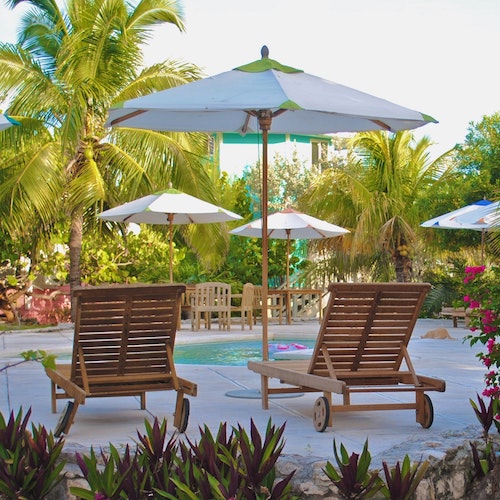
[420,394,434,429]
[313,397,330,432]
[54,401,74,437]
[175,397,190,433]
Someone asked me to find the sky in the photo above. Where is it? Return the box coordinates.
[1,0,499,173]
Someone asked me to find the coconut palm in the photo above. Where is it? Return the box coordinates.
[0,0,228,299]
[303,130,453,282]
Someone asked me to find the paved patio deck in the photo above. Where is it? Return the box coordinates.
[0,317,487,467]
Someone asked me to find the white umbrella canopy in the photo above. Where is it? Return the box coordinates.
[107,46,436,360]
[231,208,349,288]
[421,199,498,260]
[99,187,242,282]
[455,200,500,229]
[420,199,496,231]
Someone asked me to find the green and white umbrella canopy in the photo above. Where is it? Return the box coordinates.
[99,188,242,282]
[231,208,349,288]
[108,47,436,135]
[107,46,436,360]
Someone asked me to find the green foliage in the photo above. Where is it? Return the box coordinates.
[469,440,496,479]
[0,407,66,499]
[0,349,56,373]
[323,439,383,499]
[303,131,453,283]
[463,266,500,417]
[456,112,500,188]
[0,0,224,290]
[324,440,431,500]
[470,393,496,438]
[420,258,468,316]
[242,151,322,214]
[72,417,296,499]
[380,455,429,500]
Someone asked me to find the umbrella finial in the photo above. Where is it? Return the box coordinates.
[261,45,269,59]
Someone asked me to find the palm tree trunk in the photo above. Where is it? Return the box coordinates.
[395,255,412,282]
[69,210,83,321]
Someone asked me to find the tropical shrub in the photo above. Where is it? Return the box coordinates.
[72,417,296,499]
[0,408,66,499]
[463,265,500,429]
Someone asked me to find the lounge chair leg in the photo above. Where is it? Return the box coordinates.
[140,392,146,410]
[51,380,57,413]
[324,392,333,427]
[260,376,269,410]
[173,391,190,432]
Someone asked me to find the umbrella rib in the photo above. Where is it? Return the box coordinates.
[111,110,147,127]
[371,119,392,131]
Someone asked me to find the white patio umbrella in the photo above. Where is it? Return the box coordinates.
[107,46,436,360]
[421,199,498,260]
[230,208,349,288]
[99,187,242,283]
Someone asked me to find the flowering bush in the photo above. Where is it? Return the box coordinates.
[463,265,500,426]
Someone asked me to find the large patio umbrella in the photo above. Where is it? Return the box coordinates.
[99,187,242,283]
[107,46,436,360]
[230,208,349,288]
[421,199,498,260]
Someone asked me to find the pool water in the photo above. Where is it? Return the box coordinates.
[174,339,316,366]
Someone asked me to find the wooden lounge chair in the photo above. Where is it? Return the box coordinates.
[248,282,446,432]
[45,283,197,437]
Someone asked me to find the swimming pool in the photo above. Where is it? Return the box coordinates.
[173,339,316,366]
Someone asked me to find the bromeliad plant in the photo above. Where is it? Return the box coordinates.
[0,407,66,499]
[324,439,430,500]
[323,439,383,499]
[71,417,296,499]
[380,455,429,500]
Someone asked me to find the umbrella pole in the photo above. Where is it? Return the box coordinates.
[168,214,174,283]
[481,228,485,263]
[259,111,271,361]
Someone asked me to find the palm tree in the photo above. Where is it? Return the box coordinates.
[303,130,453,282]
[0,0,228,302]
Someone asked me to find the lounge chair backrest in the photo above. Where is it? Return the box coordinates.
[71,283,185,385]
[308,282,431,377]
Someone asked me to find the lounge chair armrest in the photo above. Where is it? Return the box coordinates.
[45,367,87,404]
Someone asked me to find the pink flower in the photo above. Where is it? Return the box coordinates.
[487,338,495,350]
[482,387,500,398]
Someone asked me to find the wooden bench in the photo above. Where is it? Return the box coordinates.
[440,307,468,327]
[45,283,197,436]
[248,282,446,432]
